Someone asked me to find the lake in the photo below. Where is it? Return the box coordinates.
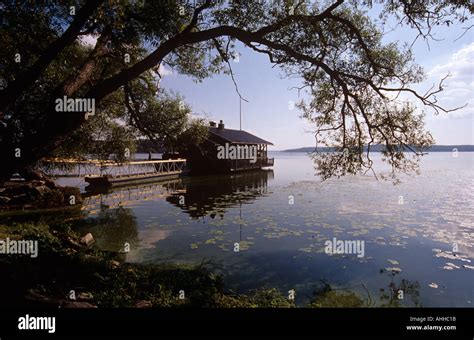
[64,152,474,306]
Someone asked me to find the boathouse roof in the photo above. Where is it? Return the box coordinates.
[208,120,273,145]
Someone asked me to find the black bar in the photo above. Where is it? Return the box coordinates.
[0,308,472,339]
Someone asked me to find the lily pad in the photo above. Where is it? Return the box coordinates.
[385,267,402,273]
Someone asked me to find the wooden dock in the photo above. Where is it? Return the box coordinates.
[40,158,187,188]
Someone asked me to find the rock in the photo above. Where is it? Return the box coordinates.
[0,196,11,204]
[80,254,102,264]
[25,289,55,304]
[65,248,77,255]
[4,184,31,196]
[0,181,82,210]
[10,193,30,204]
[108,260,121,269]
[77,292,94,301]
[33,185,51,197]
[21,169,56,188]
[134,300,152,308]
[30,180,46,187]
[80,233,94,246]
[62,301,97,308]
[66,236,83,249]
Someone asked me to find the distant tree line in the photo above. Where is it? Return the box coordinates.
[284,145,474,153]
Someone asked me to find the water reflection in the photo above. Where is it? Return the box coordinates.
[378,270,421,307]
[79,170,273,256]
[82,179,185,212]
[74,207,139,253]
[308,272,421,307]
[166,170,273,219]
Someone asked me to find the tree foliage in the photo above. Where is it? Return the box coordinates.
[0,0,472,181]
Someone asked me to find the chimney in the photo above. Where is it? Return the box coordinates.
[218,120,225,130]
[209,121,216,127]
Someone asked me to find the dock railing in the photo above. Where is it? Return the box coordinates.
[40,158,187,178]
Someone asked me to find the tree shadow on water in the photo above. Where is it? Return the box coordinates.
[308,270,421,308]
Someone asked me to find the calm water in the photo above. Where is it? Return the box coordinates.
[67,152,474,306]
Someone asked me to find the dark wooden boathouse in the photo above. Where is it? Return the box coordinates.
[186,120,274,174]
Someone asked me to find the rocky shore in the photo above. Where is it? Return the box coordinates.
[0,180,81,211]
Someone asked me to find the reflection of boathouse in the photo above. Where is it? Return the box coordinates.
[167,170,273,218]
[186,120,274,174]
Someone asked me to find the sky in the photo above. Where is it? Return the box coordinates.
[159,7,474,150]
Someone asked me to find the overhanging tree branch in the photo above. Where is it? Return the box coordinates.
[0,0,105,112]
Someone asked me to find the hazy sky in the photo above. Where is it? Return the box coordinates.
[160,10,474,150]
